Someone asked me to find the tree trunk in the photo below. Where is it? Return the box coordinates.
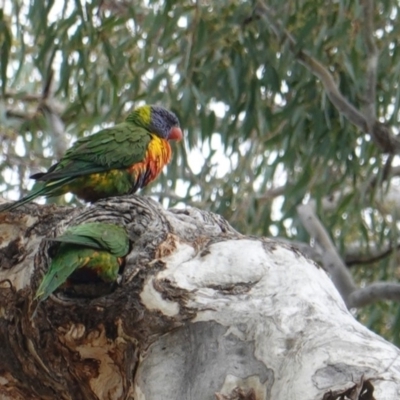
[0,195,399,400]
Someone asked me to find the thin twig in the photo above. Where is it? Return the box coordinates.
[5,109,33,120]
[256,185,286,200]
[345,242,399,266]
[2,91,43,102]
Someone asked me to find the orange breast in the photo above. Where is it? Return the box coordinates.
[127,134,172,187]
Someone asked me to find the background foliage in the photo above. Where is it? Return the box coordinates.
[1,0,400,343]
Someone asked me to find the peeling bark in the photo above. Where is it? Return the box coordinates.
[0,195,399,399]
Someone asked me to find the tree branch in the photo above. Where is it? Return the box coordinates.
[255,1,400,154]
[5,109,32,120]
[39,102,68,160]
[256,184,286,200]
[2,91,43,102]
[297,203,400,309]
[274,238,323,264]
[297,203,357,304]
[348,282,400,308]
[345,241,400,266]
[255,2,368,131]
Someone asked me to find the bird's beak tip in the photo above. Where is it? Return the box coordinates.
[169,127,183,142]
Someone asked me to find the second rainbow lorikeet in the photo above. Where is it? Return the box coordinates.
[34,222,130,304]
[1,104,182,212]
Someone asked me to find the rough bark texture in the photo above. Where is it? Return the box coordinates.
[0,195,399,400]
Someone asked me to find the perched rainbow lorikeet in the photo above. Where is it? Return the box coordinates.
[34,222,130,304]
[1,104,182,212]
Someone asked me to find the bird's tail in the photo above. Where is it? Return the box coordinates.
[0,184,47,212]
[0,178,70,213]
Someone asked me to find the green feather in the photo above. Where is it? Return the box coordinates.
[37,124,151,182]
[34,222,129,306]
[45,222,129,256]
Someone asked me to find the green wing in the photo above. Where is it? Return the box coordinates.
[35,123,151,182]
[34,247,120,303]
[35,245,90,302]
[47,222,130,257]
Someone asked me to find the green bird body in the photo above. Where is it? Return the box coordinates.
[1,105,182,212]
[35,222,129,303]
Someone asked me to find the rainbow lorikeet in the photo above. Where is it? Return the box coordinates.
[34,222,130,304]
[1,104,182,212]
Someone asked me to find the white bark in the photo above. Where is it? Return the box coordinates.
[137,238,400,399]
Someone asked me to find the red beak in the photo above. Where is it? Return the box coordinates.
[168,126,183,141]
